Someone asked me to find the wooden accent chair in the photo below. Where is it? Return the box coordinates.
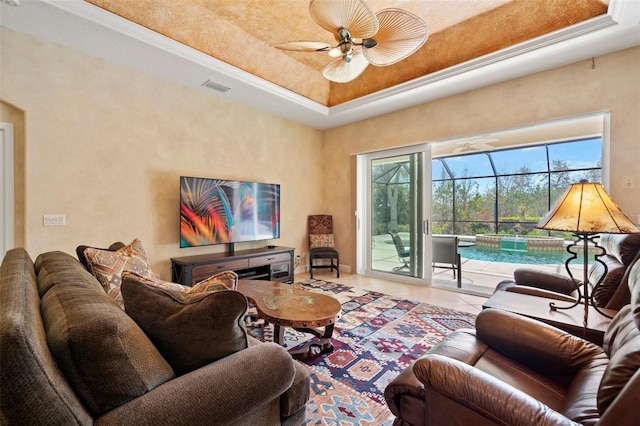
[308,215,339,279]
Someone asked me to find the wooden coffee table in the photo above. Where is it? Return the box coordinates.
[237,279,342,358]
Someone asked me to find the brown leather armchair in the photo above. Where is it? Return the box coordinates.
[495,233,640,311]
[385,259,640,425]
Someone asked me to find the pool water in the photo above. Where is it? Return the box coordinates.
[458,246,594,265]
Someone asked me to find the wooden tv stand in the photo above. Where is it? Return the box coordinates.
[171,246,295,286]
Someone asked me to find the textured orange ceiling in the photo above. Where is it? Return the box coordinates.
[86,0,609,106]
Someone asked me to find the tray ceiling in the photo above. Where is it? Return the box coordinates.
[85,0,609,106]
[1,0,639,129]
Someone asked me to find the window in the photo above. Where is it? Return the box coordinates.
[432,138,602,236]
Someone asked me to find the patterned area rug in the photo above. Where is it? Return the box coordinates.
[246,279,477,425]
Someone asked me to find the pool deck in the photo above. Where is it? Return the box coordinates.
[372,234,582,297]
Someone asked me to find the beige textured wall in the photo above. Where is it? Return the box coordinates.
[0,28,324,279]
[323,46,640,270]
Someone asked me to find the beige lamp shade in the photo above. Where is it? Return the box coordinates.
[537,181,640,234]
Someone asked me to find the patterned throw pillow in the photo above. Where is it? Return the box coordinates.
[193,271,238,292]
[121,270,237,295]
[122,271,191,293]
[310,233,335,249]
[83,238,153,306]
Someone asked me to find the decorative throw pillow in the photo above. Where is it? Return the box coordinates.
[193,270,239,291]
[121,274,249,376]
[121,270,191,293]
[121,270,236,294]
[76,241,126,271]
[83,238,153,306]
[310,233,335,249]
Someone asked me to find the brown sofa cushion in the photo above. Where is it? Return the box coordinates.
[1,249,94,425]
[39,253,175,415]
[121,274,249,376]
[35,250,105,298]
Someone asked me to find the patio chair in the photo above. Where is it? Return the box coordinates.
[390,232,410,270]
[432,235,462,287]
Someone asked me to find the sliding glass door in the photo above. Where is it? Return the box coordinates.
[357,144,432,284]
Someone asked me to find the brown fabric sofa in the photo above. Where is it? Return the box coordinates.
[0,248,310,425]
[384,255,640,425]
[495,233,640,311]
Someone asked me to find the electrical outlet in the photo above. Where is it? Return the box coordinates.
[43,214,66,226]
[623,175,634,188]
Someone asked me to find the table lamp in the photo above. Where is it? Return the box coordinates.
[536,180,640,328]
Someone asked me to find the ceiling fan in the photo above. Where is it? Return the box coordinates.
[274,0,429,83]
[452,138,500,153]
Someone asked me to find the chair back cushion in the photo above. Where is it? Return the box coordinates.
[308,215,333,235]
[310,233,335,249]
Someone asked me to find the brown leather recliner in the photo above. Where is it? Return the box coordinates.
[384,258,640,425]
[495,233,640,311]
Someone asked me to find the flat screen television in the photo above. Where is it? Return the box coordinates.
[180,176,280,249]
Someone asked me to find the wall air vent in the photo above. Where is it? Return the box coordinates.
[202,80,231,93]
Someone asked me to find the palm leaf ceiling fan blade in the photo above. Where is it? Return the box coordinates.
[363,9,429,67]
[273,41,332,52]
[310,0,378,39]
[322,49,369,83]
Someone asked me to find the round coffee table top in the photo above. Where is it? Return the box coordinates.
[237,280,342,328]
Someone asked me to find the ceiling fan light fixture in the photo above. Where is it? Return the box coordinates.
[276,0,429,83]
[328,46,343,57]
[322,48,369,83]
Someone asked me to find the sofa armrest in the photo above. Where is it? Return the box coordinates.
[97,342,297,425]
[384,361,425,418]
[413,354,581,426]
[495,280,578,303]
[476,309,605,386]
[513,268,578,295]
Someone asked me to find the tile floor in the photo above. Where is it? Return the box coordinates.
[296,256,580,316]
[295,271,488,315]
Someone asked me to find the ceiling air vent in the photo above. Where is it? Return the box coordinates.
[202,80,231,93]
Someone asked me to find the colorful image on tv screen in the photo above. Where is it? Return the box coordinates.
[180,177,280,247]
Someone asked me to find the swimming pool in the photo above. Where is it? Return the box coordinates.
[458,245,594,265]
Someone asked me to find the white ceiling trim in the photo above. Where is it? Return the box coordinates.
[1,0,639,130]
